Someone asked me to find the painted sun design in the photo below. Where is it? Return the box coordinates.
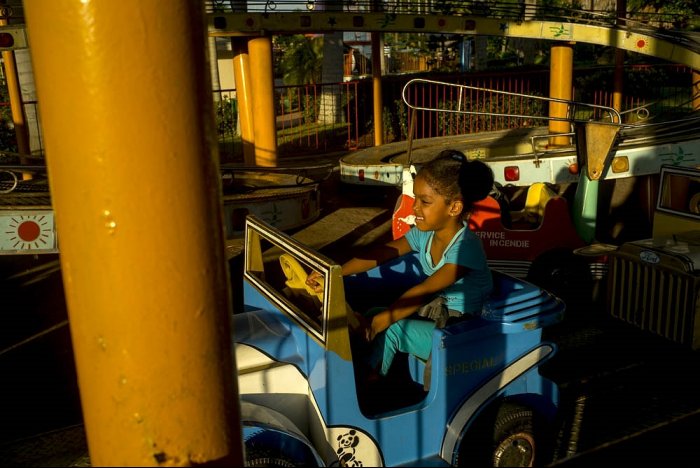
[5,214,53,250]
[634,37,650,51]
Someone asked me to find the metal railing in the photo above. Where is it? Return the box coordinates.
[208,67,692,161]
[1,66,695,163]
[402,77,622,124]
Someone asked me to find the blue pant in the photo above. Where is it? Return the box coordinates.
[368,314,436,376]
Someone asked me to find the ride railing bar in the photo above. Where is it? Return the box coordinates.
[402,77,623,125]
[402,77,624,164]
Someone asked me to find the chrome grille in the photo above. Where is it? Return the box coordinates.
[608,254,700,349]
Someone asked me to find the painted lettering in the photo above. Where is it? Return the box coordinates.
[445,356,497,376]
[476,231,505,240]
[489,238,530,248]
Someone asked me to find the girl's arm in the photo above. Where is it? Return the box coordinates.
[341,236,412,276]
[367,262,467,340]
[306,237,412,291]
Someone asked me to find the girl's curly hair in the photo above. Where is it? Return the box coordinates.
[418,149,494,214]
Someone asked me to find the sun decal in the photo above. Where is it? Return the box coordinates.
[2,214,55,251]
[632,36,650,52]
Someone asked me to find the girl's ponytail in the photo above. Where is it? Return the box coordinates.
[423,149,495,213]
[459,159,494,205]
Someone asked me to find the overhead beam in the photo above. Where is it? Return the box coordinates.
[208,13,700,70]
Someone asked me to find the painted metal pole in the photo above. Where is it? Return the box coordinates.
[231,38,256,165]
[548,43,574,147]
[693,70,699,111]
[612,50,625,113]
[612,0,626,115]
[23,1,243,466]
[371,31,384,146]
[0,17,32,176]
[248,36,277,166]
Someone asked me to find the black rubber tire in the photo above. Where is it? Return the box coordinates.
[491,405,537,467]
[457,402,551,467]
[244,438,317,468]
[244,446,299,467]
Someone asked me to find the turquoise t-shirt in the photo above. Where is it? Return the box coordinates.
[405,223,493,314]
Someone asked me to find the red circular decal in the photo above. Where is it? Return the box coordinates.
[636,39,646,48]
[17,220,41,242]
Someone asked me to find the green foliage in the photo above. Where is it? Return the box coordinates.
[380,99,410,143]
[275,34,323,85]
[625,0,700,29]
[574,65,693,117]
[302,93,316,125]
[216,95,237,136]
[381,105,393,141]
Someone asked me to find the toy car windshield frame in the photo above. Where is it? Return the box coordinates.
[243,214,334,345]
[656,164,700,221]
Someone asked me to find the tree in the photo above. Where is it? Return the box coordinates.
[275,34,323,85]
[627,0,699,28]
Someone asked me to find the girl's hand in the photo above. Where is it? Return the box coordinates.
[349,310,369,335]
[367,312,392,341]
[305,270,324,294]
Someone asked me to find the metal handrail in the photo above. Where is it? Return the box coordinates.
[401,78,623,126]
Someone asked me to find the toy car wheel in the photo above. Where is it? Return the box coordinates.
[245,448,297,468]
[457,403,549,467]
[244,446,300,467]
[243,429,321,467]
[491,406,537,467]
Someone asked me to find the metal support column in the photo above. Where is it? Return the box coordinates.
[693,70,699,111]
[0,17,31,175]
[232,38,256,165]
[371,31,383,146]
[548,43,574,147]
[248,36,277,166]
[612,0,627,114]
[23,0,243,465]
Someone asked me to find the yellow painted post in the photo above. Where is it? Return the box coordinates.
[612,0,626,118]
[23,1,243,466]
[693,70,700,111]
[0,17,32,177]
[231,38,256,165]
[548,43,574,147]
[371,32,384,146]
[248,36,277,166]
[612,49,625,114]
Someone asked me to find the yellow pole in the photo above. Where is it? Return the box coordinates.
[693,70,700,111]
[548,43,574,147]
[612,49,625,114]
[612,0,626,118]
[23,1,243,466]
[231,38,256,165]
[248,36,277,166]
[0,17,32,177]
[371,31,384,146]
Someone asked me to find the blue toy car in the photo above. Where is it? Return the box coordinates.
[235,215,565,466]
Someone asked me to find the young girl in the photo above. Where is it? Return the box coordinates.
[309,149,494,377]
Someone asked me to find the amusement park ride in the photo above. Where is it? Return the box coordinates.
[2,2,699,256]
[382,77,700,310]
[2,1,700,465]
